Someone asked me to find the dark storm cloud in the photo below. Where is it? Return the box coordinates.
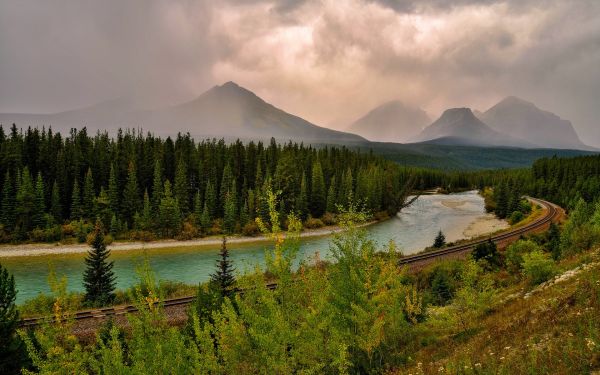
[0,0,599,146]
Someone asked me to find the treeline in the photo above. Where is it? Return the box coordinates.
[486,154,600,214]
[0,125,466,243]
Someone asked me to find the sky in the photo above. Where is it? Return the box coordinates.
[1,0,599,146]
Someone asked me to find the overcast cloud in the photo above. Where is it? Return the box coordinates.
[1,0,599,146]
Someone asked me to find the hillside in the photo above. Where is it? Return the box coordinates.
[395,248,600,374]
[0,82,365,144]
[413,108,533,148]
[353,141,595,170]
[481,96,591,150]
[347,100,430,143]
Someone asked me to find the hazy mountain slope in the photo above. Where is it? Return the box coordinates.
[0,82,364,143]
[365,142,594,170]
[413,108,533,148]
[347,100,430,143]
[481,96,590,150]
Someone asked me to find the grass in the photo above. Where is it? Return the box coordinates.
[392,248,600,374]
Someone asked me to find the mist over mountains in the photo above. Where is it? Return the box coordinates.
[0,82,364,144]
[0,82,593,151]
[479,96,589,150]
[347,101,430,143]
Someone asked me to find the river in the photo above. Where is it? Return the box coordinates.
[2,191,505,304]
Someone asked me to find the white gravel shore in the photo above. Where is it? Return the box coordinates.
[0,223,372,258]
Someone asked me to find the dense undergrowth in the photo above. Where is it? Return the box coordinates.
[2,187,596,374]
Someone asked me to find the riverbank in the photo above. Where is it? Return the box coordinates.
[0,221,379,258]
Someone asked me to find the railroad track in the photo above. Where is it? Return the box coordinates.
[19,197,560,329]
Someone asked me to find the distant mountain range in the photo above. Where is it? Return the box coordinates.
[411,108,534,148]
[0,81,364,144]
[0,82,594,151]
[346,100,430,143]
[412,97,593,150]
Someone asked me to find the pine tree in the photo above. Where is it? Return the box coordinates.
[548,222,561,260]
[151,160,163,211]
[0,262,23,373]
[16,168,36,231]
[495,182,509,219]
[0,172,15,230]
[33,172,46,228]
[82,167,95,218]
[110,214,119,236]
[210,237,236,298]
[193,190,202,224]
[95,187,112,228]
[122,161,140,226]
[83,221,116,306]
[158,180,181,237]
[240,199,250,226]
[107,164,119,216]
[433,230,446,248]
[296,171,308,220]
[310,160,326,217]
[326,179,337,214]
[50,180,62,223]
[431,270,453,305]
[174,159,189,213]
[199,201,211,234]
[219,164,234,213]
[135,190,152,231]
[70,178,82,219]
[338,168,353,207]
[223,190,237,234]
[204,180,217,219]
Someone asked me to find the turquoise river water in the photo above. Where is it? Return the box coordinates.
[2,191,495,304]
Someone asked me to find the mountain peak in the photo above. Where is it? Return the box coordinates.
[413,107,532,147]
[347,100,430,143]
[497,96,536,109]
[482,97,589,150]
[438,107,478,123]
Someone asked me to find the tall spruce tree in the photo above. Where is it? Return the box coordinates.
[16,168,36,231]
[204,180,217,219]
[193,190,202,224]
[0,172,15,230]
[82,168,95,218]
[50,180,62,223]
[107,164,119,216]
[310,160,326,217]
[326,179,337,214]
[158,180,181,237]
[151,160,163,211]
[174,159,189,214]
[122,161,140,226]
[70,178,82,220]
[33,172,46,228]
[0,262,23,373]
[83,221,116,306]
[296,171,308,220]
[210,237,236,298]
[223,188,238,234]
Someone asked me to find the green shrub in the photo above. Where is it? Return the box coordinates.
[241,222,259,236]
[304,217,324,229]
[505,240,542,274]
[521,250,557,285]
[322,212,337,226]
[509,211,525,225]
[129,230,156,242]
